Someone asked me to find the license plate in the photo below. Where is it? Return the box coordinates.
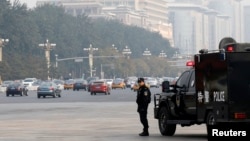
[95,86,100,88]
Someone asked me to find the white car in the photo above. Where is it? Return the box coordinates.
[0,80,14,92]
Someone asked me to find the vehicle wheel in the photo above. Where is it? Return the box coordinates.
[158,107,176,136]
[58,94,61,98]
[20,92,23,96]
[43,96,46,98]
[6,94,9,97]
[73,89,75,91]
[206,111,216,137]
[91,92,93,95]
[12,94,14,96]
[37,95,40,98]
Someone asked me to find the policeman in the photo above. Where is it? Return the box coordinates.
[136,78,151,136]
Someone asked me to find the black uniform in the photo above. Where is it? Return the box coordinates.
[136,84,151,136]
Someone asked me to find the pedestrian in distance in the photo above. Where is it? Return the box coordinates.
[136,77,151,136]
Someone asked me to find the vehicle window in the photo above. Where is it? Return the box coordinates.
[189,71,195,88]
[176,71,190,87]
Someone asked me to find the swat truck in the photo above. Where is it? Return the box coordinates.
[154,37,250,137]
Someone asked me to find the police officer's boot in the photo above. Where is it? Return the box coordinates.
[139,128,149,136]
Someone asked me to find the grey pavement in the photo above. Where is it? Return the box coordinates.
[0,102,207,141]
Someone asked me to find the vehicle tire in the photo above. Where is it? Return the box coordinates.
[6,94,9,97]
[12,94,14,96]
[37,95,40,98]
[73,89,75,91]
[43,96,46,98]
[91,92,93,95]
[58,94,61,98]
[206,111,216,137]
[158,107,176,136]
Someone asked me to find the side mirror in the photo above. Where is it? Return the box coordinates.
[162,81,170,92]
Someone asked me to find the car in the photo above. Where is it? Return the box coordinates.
[6,82,28,96]
[64,79,75,90]
[87,79,96,92]
[37,81,61,98]
[145,77,160,88]
[104,79,113,89]
[90,80,111,95]
[53,79,64,90]
[124,76,138,88]
[73,79,88,91]
[0,80,13,92]
[22,78,37,90]
[112,79,126,89]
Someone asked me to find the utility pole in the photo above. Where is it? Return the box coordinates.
[0,38,9,62]
[0,38,9,83]
[39,39,56,80]
[83,44,98,77]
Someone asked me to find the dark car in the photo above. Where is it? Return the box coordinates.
[90,80,111,95]
[73,79,88,91]
[6,82,28,97]
[37,81,61,98]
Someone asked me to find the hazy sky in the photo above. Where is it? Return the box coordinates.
[10,0,37,8]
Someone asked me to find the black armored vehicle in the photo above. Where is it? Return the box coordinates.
[154,37,250,138]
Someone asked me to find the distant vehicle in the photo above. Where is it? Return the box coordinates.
[125,76,138,88]
[90,80,111,95]
[22,78,37,90]
[73,79,88,91]
[53,79,64,90]
[37,81,61,98]
[64,79,75,90]
[6,82,27,97]
[145,77,160,88]
[112,79,126,89]
[87,79,96,92]
[86,77,99,83]
[0,80,13,92]
[104,79,113,88]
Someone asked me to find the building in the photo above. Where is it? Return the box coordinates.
[36,0,174,46]
[167,0,233,55]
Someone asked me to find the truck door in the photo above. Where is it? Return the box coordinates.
[227,52,250,120]
[175,69,196,118]
[183,70,196,117]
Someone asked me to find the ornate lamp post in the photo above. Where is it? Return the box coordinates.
[39,39,56,80]
[0,38,9,62]
[122,45,132,59]
[142,48,151,59]
[159,50,167,58]
[83,44,98,77]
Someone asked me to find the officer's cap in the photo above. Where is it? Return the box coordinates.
[137,78,144,83]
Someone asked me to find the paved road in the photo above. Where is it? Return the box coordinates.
[0,88,208,141]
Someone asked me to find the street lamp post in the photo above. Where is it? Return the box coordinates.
[112,44,118,52]
[122,45,132,59]
[39,39,56,80]
[159,50,167,58]
[55,54,58,68]
[83,44,98,77]
[142,48,151,59]
[0,38,9,83]
[0,38,9,62]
